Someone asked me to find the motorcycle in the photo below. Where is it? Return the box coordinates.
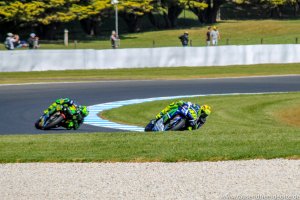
[145,114,187,132]
[35,106,70,130]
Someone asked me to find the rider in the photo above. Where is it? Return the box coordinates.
[43,98,89,130]
[154,100,211,130]
[196,104,212,129]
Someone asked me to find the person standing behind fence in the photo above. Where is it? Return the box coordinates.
[110,30,119,49]
[179,31,189,47]
[206,26,211,46]
[13,34,22,48]
[28,33,39,49]
[4,33,16,50]
[210,26,221,46]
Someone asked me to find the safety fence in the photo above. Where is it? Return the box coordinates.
[0,44,300,72]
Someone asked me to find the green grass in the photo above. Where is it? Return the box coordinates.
[1,20,300,50]
[0,93,299,163]
[1,63,300,84]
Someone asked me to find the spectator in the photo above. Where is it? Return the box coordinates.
[206,26,211,46]
[210,26,221,46]
[110,30,119,49]
[13,34,22,48]
[28,33,39,49]
[179,31,189,47]
[4,33,16,50]
[19,40,28,48]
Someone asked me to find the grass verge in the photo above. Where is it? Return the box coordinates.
[0,92,299,163]
[0,63,300,84]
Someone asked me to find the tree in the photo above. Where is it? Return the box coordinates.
[0,0,46,26]
[0,0,84,25]
[119,0,154,32]
[187,0,208,23]
[292,0,300,16]
[0,0,112,37]
[157,0,224,26]
[0,0,79,38]
[198,0,227,23]
[234,0,299,17]
[155,0,185,28]
[70,0,112,35]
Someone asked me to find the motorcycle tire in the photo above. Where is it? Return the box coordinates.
[164,117,186,131]
[43,114,65,130]
[144,119,156,132]
[34,120,42,129]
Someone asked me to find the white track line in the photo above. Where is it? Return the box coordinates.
[84,92,289,132]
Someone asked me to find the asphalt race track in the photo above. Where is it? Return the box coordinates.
[1,75,300,135]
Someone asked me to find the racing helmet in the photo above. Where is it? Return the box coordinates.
[80,106,89,117]
[200,105,212,116]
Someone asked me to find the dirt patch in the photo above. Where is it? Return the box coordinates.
[277,106,300,127]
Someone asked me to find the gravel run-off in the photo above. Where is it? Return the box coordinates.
[0,159,299,200]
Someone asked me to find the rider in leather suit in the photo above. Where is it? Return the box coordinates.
[43,98,89,130]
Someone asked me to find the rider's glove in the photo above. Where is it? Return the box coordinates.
[155,113,162,120]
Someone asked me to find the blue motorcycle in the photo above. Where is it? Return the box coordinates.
[145,114,187,132]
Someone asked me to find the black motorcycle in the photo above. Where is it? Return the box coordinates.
[35,106,70,130]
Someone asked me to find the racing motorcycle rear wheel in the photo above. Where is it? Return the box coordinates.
[164,115,186,131]
[43,112,65,130]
